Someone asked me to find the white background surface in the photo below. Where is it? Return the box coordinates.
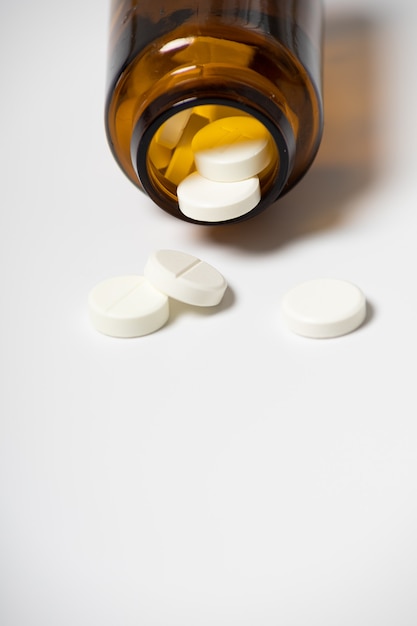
[1,0,417,624]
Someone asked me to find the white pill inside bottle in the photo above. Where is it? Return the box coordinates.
[177,172,261,222]
[191,116,272,182]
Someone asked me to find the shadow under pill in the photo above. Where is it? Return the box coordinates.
[362,299,376,329]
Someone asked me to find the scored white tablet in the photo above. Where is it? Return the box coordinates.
[88,275,169,338]
[144,249,227,307]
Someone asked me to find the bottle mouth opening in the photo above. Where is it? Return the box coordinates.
[131,95,295,224]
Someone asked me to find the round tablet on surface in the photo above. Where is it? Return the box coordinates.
[144,249,227,307]
[88,275,169,338]
[281,279,367,339]
[177,172,260,222]
[191,116,272,182]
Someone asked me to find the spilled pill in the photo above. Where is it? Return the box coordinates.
[281,279,367,339]
[144,249,227,307]
[88,275,169,338]
[88,250,228,337]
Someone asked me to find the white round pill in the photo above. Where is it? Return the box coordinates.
[191,116,272,182]
[88,275,169,338]
[144,249,227,307]
[177,172,260,222]
[281,279,367,339]
[156,109,192,149]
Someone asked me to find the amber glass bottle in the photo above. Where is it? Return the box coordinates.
[105,0,324,224]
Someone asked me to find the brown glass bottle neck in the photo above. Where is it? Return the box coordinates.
[131,88,296,223]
